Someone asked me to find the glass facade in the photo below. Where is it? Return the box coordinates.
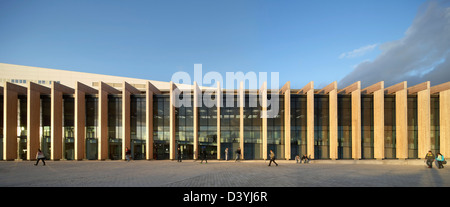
[361,95,374,159]
[220,94,240,160]
[63,95,75,160]
[407,95,418,158]
[290,95,307,159]
[153,95,170,160]
[267,95,284,159]
[175,94,194,159]
[244,94,262,160]
[314,95,329,159]
[338,95,352,159]
[0,83,446,162]
[430,95,440,154]
[108,95,122,160]
[131,95,147,160]
[199,93,218,159]
[40,95,52,158]
[85,95,98,160]
[384,95,396,159]
[18,95,27,160]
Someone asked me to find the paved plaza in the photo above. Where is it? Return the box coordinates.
[0,160,449,187]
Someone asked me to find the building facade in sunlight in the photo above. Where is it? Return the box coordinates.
[1,63,449,161]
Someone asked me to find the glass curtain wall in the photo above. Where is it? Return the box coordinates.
[384,95,396,159]
[290,95,307,160]
[18,96,27,160]
[267,95,284,160]
[430,95,440,154]
[63,96,75,160]
[108,95,122,160]
[220,94,240,160]
[175,94,194,159]
[153,95,170,160]
[199,93,217,160]
[131,95,147,160]
[40,96,51,158]
[361,95,374,159]
[243,94,262,160]
[338,95,352,159]
[85,95,98,160]
[314,95,329,159]
[407,95,418,158]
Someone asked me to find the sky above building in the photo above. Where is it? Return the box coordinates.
[0,0,448,89]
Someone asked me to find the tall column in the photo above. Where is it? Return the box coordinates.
[306,82,315,159]
[145,81,160,160]
[121,82,140,160]
[97,82,120,160]
[50,82,74,160]
[396,82,408,159]
[329,82,338,160]
[122,88,131,160]
[51,86,63,160]
[440,89,450,157]
[146,84,153,160]
[283,81,291,160]
[408,82,431,158]
[193,82,199,160]
[239,81,244,159]
[351,82,361,160]
[261,82,268,160]
[98,83,108,160]
[74,82,97,160]
[27,85,40,160]
[298,82,314,159]
[216,82,221,160]
[3,82,26,161]
[169,82,176,160]
[74,84,85,160]
[362,82,384,160]
[27,82,50,160]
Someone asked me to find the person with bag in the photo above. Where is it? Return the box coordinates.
[34,149,46,166]
[436,153,445,169]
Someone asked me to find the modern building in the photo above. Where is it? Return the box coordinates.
[1,63,449,161]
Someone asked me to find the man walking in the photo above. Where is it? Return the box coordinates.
[268,150,278,167]
[200,146,208,164]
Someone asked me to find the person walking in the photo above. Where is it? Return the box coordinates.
[125,147,131,162]
[436,153,445,169]
[425,151,435,168]
[177,147,182,162]
[235,147,241,162]
[200,147,208,164]
[34,149,46,166]
[268,150,278,167]
[225,148,229,161]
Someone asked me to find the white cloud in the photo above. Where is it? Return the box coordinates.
[339,0,450,88]
[339,44,378,59]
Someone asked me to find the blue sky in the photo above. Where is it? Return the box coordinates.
[0,0,432,89]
